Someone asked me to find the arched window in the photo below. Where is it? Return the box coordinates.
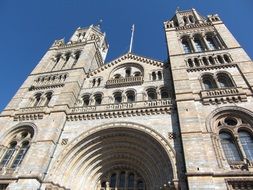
[82,94,90,106]
[189,15,195,23]
[208,56,215,65]
[217,55,224,64]
[125,68,131,77]
[158,71,162,80]
[128,173,135,188]
[55,54,61,63]
[114,92,122,104]
[224,54,231,63]
[193,37,204,52]
[217,74,234,88]
[126,90,135,103]
[202,75,217,90]
[137,180,144,190]
[182,38,191,53]
[0,141,17,167]
[72,51,81,68]
[110,173,116,188]
[33,93,42,107]
[114,74,121,79]
[194,58,200,67]
[92,78,96,87]
[11,141,29,168]
[152,72,156,81]
[97,78,101,87]
[219,132,241,162]
[188,59,193,67]
[94,93,102,105]
[147,88,157,100]
[44,92,53,106]
[161,88,169,99]
[202,57,209,66]
[183,16,188,25]
[239,131,253,161]
[0,129,33,169]
[119,172,126,187]
[206,36,217,50]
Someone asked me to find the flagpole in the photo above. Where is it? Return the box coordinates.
[129,24,135,53]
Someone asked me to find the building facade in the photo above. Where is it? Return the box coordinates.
[0,8,253,190]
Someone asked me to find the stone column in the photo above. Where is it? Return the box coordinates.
[202,34,210,51]
[189,37,197,52]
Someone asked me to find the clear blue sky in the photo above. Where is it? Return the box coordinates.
[0,0,252,111]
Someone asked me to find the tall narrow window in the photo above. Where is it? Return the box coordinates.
[152,72,156,81]
[137,180,144,190]
[119,172,126,188]
[72,51,81,68]
[158,71,162,80]
[239,131,253,161]
[208,56,215,65]
[44,92,53,106]
[224,55,231,63]
[128,173,135,188]
[217,55,224,64]
[188,59,193,67]
[0,142,17,167]
[33,93,42,107]
[194,58,200,67]
[194,37,204,52]
[202,57,209,66]
[110,173,116,188]
[62,52,71,69]
[182,39,191,53]
[217,74,234,88]
[11,141,29,169]
[220,132,241,162]
[97,78,101,87]
[206,36,216,50]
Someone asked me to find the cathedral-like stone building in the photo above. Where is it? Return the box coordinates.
[0,8,253,190]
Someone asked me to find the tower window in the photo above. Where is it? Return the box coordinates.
[33,93,42,107]
[94,93,102,105]
[208,56,215,65]
[189,15,195,23]
[161,87,169,99]
[44,92,53,106]
[147,88,157,100]
[217,73,234,88]
[158,71,162,80]
[217,55,224,64]
[187,59,193,67]
[202,57,209,66]
[194,58,200,67]
[152,72,156,80]
[126,90,135,103]
[206,36,217,50]
[114,92,122,104]
[224,54,231,63]
[110,173,116,188]
[0,141,17,167]
[220,132,242,162]
[182,38,191,53]
[193,37,204,52]
[239,131,253,161]
[82,95,90,106]
[202,75,217,90]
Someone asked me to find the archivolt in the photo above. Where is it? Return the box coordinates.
[49,122,177,190]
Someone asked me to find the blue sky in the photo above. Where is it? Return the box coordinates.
[0,0,252,111]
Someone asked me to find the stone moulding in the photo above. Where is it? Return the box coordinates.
[67,107,171,121]
[200,87,247,105]
[29,83,65,91]
[175,22,212,31]
[13,114,43,121]
[187,63,236,72]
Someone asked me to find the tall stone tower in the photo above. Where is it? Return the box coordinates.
[164,8,253,189]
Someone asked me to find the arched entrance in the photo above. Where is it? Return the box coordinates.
[50,123,178,190]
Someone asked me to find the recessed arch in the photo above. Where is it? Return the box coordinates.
[49,122,178,190]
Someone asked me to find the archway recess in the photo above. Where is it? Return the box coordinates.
[50,123,177,190]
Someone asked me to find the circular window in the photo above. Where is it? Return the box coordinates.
[224,117,238,126]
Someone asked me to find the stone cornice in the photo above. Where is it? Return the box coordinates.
[175,22,212,31]
[187,63,236,72]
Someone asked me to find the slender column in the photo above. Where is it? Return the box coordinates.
[198,58,204,66]
[235,135,247,162]
[214,33,225,49]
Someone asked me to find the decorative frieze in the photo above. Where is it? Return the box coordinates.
[187,63,236,72]
[13,114,43,121]
[200,87,247,105]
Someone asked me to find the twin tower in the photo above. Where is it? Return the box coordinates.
[0,8,253,190]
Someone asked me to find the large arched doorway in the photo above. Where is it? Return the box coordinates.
[50,123,177,190]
